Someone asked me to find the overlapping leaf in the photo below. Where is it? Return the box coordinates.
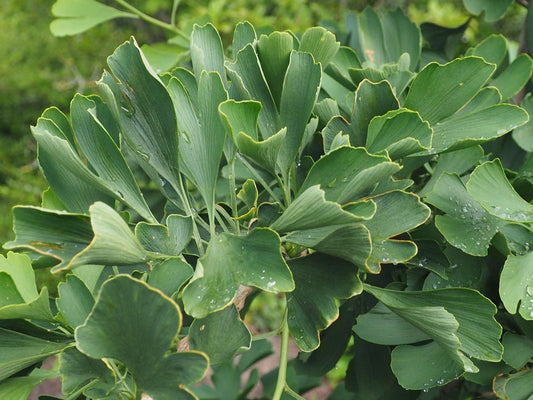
[287,254,362,351]
[500,252,533,321]
[76,275,208,399]
[356,284,503,389]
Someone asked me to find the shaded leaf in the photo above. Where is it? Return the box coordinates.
[493,369,533,400]
[0,368,58,400]
[136,215,193,257]
[287,253,362,351]
[56,275,94,329]
[463,0,513,22]
[147,258,194,297]
[189,306,251,365]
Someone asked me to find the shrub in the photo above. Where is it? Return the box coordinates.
[1,2,533,399]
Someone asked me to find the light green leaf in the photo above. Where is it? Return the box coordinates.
[0,328,68,381]
[366,109,432,159]
[428,103,529,154]
[467,159,533,223]
[141,43,182,73]
[190,24,227,88]
[0,368,58,399]
[287,253,362,351]
[50,0,137,36]
[513,94,533,152]
[391,341,465,390]
[136,215,193,257]
[182,228,294,318]
[300,146,401,204]
[232,22,256,57]
[56,275,94,328]
[189,306,251,365]
[466,34,507,66]
[499,252,533,320]
[0,252,38,302]
[425,173,506,256]
[257,31,294,107]
[502,332,533,370]
[494,369,533,400]
[147,258,194,297]
[75,275,208,398]
[271,185,360,233]
[97,37,180,188]
[404,57,496,125]
[219,99,261,142]
[350,79,400,146]
[4,207,93,271]
[69,202,148,270]
[299,27,340,67]
[463,0,513,22]
[278,51,322,171]
[70,94,155,222]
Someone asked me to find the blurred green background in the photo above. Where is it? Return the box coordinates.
[0,0,527,250]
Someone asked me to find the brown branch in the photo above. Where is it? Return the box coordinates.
[516,0,529,8]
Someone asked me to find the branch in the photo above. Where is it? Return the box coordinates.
[516,0,529,8]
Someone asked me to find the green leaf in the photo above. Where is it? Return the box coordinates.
[355,7,387,66]
[32,117,114,213]
[391,341,464,390]
[271,185,360,233]
[283,224,372,269]
[75,275,208,398]
[70,94,156,222]
[363,285,503,362]
[136,215,193,257]
[345,339,417,400]
[190,24,227,88]
[236,128,287,176]
[499,251,533,320]
[299,27,340,67]
[425,173,506,256]
[277,51,322,171]
[147,258,194,297]
[69,202,148,269]
[0,328,68,381]
[4,207,93,271]
[427,103,528,154]
[168,72,228,216]
[0,368,58,399]
[97,37,180,188]
[226,44,281,139]
[466,34,507,66]
[189,306,251,365]
[467,159,533,223]
[299,146,400,204]
[287,253,362,351]
[362,191,431,266]
[59,347,112,394]
[404,57,496,125]
[463,0,513,22]
[50,0,137,36]
[0,252,39,302]
[56,275,94,329]
[257,31,294,107]
[366,109,432,159]
[141,43,182,73]
[382,8,421,70]
[350,80,400,146]
[494,369,533,400]
[232,22,256,57]
[513,94,533,152]
[182,228,294,318]
[502,332,533,370]
[418,145,484,197]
